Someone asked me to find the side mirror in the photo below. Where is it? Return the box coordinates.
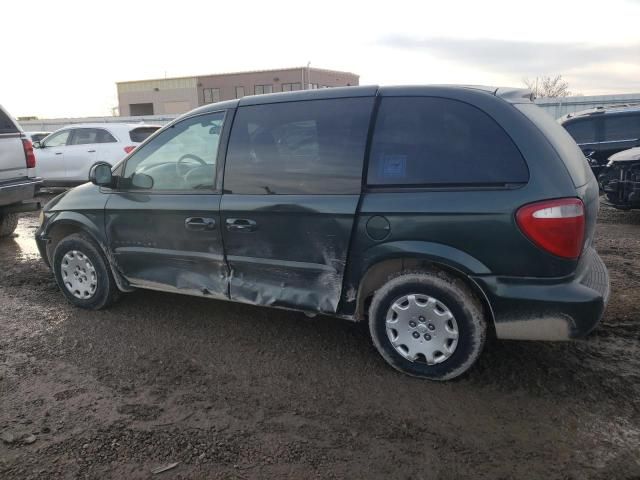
[32,141,42,149]
[131,172,154,189]
[89,162,113,187]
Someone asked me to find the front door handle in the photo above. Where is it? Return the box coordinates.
[185,217,216,231]
[226,218,257,232]
[87,149,96,153]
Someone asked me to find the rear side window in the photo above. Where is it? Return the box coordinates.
[563,118,598,144]
[130,126,160,143]
[0,108,19,134]
[367,97,528,186]
[69,128,117,145]
[603,113,640,141]
[224,98,374,194]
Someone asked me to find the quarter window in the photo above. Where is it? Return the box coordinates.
[367,97,529,186]
[203,88,220,104]
[43,130,70,147]
[123,112,225,191]
[224,98,373,194]
[129,126,160,143]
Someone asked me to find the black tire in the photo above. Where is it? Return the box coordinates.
[52,233,120,310]
[369,271,486,380]
[0,213,19,238]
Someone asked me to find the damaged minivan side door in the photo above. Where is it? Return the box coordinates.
[104,111,229,297]
[221,96,374,312]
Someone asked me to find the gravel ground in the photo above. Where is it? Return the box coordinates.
[1,197,639,479]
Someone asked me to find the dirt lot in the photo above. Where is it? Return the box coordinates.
[1,196,639,479]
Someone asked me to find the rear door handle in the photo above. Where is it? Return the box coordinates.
[185,217,216,231]
[54,152,62,155]
[226,218,257,232]
[87,149,96,153]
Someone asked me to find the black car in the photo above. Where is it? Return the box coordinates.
[35,85,609,380]
[560,104,640,177]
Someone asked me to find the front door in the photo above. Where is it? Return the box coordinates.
[220,97,374,313]
[105,110,229,299]
[36,129,71,182]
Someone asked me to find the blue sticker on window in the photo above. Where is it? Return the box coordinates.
[379,153,407,178]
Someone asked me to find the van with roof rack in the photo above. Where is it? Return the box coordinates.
[35,85,609,380]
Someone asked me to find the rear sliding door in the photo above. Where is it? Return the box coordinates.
[221,97,374,312]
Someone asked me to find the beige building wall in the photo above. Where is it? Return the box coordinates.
[197,67,360,104]
[118,67,360,116]
[117,77,199,116]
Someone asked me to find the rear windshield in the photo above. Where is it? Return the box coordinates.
[129,126,160,143]
[517,104,591,187]
[0,107,19,134]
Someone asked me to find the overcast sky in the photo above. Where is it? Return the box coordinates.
[3,0,639,118]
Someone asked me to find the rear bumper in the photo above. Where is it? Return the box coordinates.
[0,177,43,210]
[472,248,609,341]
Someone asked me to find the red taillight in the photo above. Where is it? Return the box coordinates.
[516,198,585,259]
[124,145,136,154]
[22,138,36,168]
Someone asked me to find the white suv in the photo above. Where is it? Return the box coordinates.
[34,123,160,186]
[0,104,41,237]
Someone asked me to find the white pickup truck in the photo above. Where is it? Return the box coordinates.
[0,104,42,237]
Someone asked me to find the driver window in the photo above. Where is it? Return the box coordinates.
[44,130,70,148]
[123,111,225,191]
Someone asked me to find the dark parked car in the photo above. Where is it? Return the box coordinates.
[35,86,609,380]
[559,104,640,177]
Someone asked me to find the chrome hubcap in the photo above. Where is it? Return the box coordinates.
[60,250,97,299]
[386,294,459,364]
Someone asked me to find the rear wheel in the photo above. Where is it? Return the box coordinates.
[369,272,486,380]
[52,233,119,309]
[0,213,19,238]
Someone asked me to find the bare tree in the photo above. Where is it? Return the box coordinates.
[523,75,571,98]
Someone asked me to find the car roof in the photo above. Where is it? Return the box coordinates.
[186,84,533,118]
[559,104,640,123]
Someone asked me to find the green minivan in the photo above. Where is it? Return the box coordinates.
[36,85,609,380]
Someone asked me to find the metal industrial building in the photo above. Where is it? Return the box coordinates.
[116,67,360,116]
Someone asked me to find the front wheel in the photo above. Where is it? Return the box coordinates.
[369,272,486,380]
[52,233,119,310]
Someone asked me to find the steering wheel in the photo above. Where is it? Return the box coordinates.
[176,154,206,178]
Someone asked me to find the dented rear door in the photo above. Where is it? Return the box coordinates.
[221,96,375,313]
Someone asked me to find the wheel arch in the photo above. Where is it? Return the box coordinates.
[44,213,133,292]
[353,254,495,334]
